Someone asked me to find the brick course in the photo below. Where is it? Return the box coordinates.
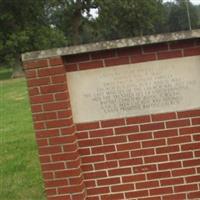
[23,38,200,200]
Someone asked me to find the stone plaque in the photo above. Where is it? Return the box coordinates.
[67,56,200,123]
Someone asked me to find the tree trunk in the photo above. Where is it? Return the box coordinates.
[72,0,82,45]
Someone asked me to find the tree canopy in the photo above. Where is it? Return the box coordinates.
[0,0,199,74]
[0,0,66,69]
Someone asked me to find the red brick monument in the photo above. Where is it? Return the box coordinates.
[22,30,200,200]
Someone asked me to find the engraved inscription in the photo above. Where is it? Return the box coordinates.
[67,56,200,123]
[86,73,193,114]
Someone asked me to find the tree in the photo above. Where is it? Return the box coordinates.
[164,0,199,32]
[195,4,200,28]
[93,0,166,41]
[47,0,97,45]
[1,0,199,78]
[0,0,66,76]
[48,0,167,44]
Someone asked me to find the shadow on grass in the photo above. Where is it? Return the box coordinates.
[0,68,12,80]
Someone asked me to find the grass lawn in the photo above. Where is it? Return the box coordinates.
[0,68,45,200]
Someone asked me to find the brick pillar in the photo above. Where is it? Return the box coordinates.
[23,57,86,200]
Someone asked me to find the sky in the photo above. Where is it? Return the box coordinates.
[163,0,200,5]
[190,0,200,4]
[89,0,200,19]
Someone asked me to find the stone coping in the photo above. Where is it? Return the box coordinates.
[22,29,200,61]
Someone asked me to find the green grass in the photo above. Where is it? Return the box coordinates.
[0,68,45,200]
[0,68,12,80]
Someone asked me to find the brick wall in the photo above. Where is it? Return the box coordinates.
[23,38,200,200]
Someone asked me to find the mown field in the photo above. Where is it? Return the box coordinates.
[0,68,45,200]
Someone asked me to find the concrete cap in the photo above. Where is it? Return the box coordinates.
[22,29,200,61]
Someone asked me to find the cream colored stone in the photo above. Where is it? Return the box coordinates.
[22,29,200,61]
[67,56,200,123]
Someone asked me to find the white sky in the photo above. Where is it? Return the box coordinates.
[89,0,200,19]
[163,0,200,5]
[190,0,200,4]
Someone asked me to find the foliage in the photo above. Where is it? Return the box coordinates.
[0,0,199,72]
[195,4,200,28]
[0,0,66,68]
[164,0,199,32]
[94,0,166,40]
[47,0,97,45]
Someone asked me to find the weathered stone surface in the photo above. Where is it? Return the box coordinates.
[22,29,200,61]
[67,56,200,123]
